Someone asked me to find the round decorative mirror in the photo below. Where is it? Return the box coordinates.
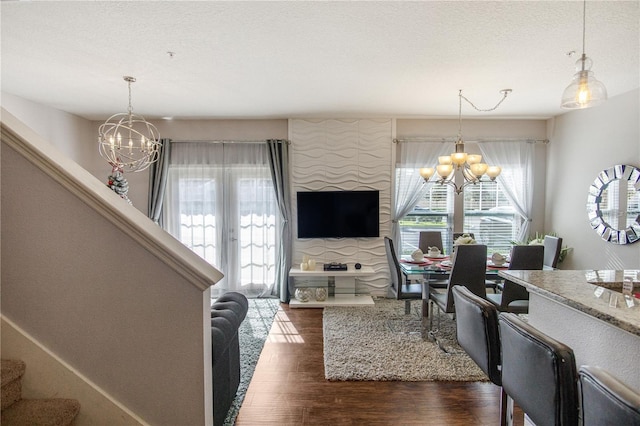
[586,164,640,244]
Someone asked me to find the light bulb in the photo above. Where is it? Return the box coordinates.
[577,76,591,106]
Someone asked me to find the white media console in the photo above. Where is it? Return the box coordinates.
[289,264,375,308]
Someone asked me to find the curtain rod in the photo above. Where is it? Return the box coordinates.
[171,139,290,144]
[393,137,549,144]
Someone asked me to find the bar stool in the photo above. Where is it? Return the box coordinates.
[498,313,579,426]
[579,365,640,426]
[452,285,507,425]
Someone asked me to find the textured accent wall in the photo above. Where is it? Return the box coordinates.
[290,119,392,296]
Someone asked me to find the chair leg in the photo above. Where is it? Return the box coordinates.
[499,387,508,426]
[404,300,411,315]
[429,299,434,331]
[505,394,514,426]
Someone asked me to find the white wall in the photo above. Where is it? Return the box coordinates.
[1,92,95,167]
[546,89,640,270]
[290,119,393,296]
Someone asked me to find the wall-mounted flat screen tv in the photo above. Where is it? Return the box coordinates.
[297,190,379,238]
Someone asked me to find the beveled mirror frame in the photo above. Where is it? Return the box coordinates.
[587,164,640,244]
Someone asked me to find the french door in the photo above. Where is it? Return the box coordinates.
[163,143,278,297]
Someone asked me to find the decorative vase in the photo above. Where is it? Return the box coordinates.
[315,287,328,301]
[295,287,312,302]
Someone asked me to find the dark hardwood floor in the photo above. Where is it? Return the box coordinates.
[236,303,524,425]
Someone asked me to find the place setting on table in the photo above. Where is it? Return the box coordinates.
[399,248,454,279]
[486,252,510,270]
[400,246,512,280]
[401,247,450,265]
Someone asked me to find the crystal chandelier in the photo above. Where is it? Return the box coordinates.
[419,89,510,195]
[98,76,160,173]
[561,0,607,109]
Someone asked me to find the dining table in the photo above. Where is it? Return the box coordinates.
[399,255,507,319]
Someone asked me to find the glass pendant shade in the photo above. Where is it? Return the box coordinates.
[486,166,502,179]
[470,163,488,177]
[561,68,607,109]
[561,56,607,109]
[467,154,482,164]
[436,164,454,178]
[560,0,608,110]
[451,152,468,165]
[420,167,435,179]
[438,156,452,165]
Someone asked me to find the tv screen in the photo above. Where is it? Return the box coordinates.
[297,190,379,238]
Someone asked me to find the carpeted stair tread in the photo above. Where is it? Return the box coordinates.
[1,360,26,387]
[1,398,80,426]
[1,360,26,410]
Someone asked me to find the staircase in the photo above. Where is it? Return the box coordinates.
[1,359,80,425]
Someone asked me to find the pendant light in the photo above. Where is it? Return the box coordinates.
[98,76,161,172]
[561,0,607,109]
[419,89,510,195]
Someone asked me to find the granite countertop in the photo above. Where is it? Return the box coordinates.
[498,269,640,337]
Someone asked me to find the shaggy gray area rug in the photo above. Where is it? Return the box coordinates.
[323,298,489,382]
[224,297,280,426]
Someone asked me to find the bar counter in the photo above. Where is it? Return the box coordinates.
[498,269,640,337]
[498,269,640,391]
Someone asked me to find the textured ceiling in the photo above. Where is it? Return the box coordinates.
[1,1,638,121]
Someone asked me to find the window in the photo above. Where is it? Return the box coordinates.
[395,140,534,256]
[397,173,521,256]
[163,142,278,297]
[463,181,520,254]
[397,166,454,255]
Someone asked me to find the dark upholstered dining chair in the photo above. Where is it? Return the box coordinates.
[499,313,579,426]
[452,285,507,425]
[579,365,640,426]
[385,236,422,314]
[418,231,443,253]
[543,235,563,269]
[487,244,543,314]
[427,244,487,332]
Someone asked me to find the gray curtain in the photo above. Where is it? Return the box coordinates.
[147,138,171,225]
[266,139,293,302]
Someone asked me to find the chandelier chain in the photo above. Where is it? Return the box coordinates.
[125,76,135,116]
[128,81,133,115]
[460,89,511,113]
